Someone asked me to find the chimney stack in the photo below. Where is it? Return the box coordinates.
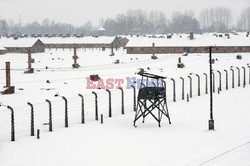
[6,62,11,88]
[72,46,80,68]
[2,62,15,94]
[190,32,194,40]
[24,49,34,73]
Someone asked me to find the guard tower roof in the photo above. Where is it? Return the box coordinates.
[138,72,166,79]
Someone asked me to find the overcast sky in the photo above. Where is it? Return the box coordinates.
[0,0,249,26]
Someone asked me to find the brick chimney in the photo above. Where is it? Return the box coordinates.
[6,62,11,88]
[2,61,15,94]
[72,46,80,68]
[28,49,32,69]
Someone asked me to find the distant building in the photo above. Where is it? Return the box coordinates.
[40,36,121,49]
[0,38,45,53]
[117,37,129,48]
[98,27,106,36]
[126,33,250,54]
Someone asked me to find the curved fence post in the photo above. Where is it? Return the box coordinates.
[62,96,68,128]
[224,70,228,90]
[187,76,192,98]
[180,77,185,100]
[230,68,235,88]
[170,78,176,102]
[92,92,98,121]
[195,74,201,96]
[236,67,241,87]
[27,102,34,136]
[6,106,15,141]
[118,88,124,115]
[78,94,85,124]
[212,72,215,93]
[203,73,208,94]
[45,99,53,132]
[131,85,136,112]
[105,89,112,117]
[247,66,250,85]
[242,66,246,87]
[217,71,222,91]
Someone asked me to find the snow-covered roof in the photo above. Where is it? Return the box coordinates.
[40,36,115,44]
[0,37,116,47]
[0,38,40,48]
[98,27,106,31]
[126,33,250,47]
[0,46,6,51]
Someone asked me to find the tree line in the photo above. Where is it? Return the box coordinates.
[0,7,250,36]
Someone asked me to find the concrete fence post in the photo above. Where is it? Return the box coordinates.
[27,102,35,136]
[118,88,124,115]
[230,69,235,89]
[92,92,98,121]
[62,96,68,128]
[195,74,201,96]
[170,78,176,102]
[212,72,215,93]
[7,106,15,141]
[242,66,246,88]
[131,85,136,112]
[78,94,85,124]
[236,67,241,87]
[224,70,228,90]
[45,99,53,132]
[105,89,112,117]
[187,76,192,98]
[217,71,222,91]
[180,77,185,100]
[247,66,250,85]
[203,73,208,94]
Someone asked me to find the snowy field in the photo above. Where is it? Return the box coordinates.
[0,47,250,166]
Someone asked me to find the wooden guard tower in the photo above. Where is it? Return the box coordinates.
[134,73,171,127]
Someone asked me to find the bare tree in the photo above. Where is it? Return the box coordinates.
[199,7,233,32]
[237,7,250,31]
[0,19,9,35]
[170,10,200,33]
[199,8,210,31]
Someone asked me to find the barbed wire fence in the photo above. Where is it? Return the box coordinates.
[1,65,249,142]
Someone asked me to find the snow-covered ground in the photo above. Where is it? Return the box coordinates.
[0,47,250,166]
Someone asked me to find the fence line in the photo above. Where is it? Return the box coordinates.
[1,66,249,142]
